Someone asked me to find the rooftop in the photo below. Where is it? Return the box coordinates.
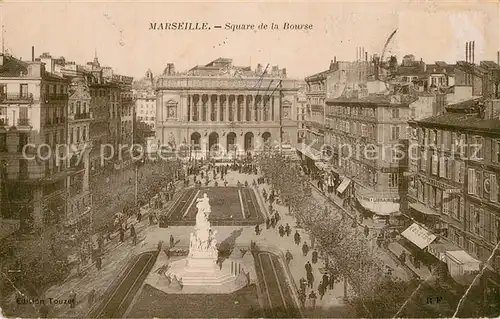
[416,98,500,133]
[0,55,28,77]
[326,93,416,106]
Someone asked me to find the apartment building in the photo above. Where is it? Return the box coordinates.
[136,91,156,131]
[300,58,373,173]
[408,98,500,306]
[324,92,412,219]
[0,52,70,232]
[66,77,92,227]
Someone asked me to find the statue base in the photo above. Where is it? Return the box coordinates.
[164,253,248,294]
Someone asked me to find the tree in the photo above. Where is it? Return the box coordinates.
[134,120,154,145]
[258,151,447,318]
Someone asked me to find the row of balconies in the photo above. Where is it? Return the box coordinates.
[69,112,93,121]
[0,118,31,127]
[0,93,34,104]
[45,116,66,125]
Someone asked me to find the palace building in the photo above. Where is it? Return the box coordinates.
[155,58,299,159]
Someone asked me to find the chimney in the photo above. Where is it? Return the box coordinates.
[472,41,475,64]
[32,46,34,62]
[365,51,368,62]
[334,56,336,63]
[466,42,469,63]
[497,51,499,65]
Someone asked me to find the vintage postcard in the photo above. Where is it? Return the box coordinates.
[0,1,499,318]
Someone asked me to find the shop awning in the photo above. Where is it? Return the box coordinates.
[356,198,400,216]
[445,250,481,285]
[336,178,351,194]
[445,250,481,272]
[401,223,437,249]
[298,142,322,160]
[409,202,440,216]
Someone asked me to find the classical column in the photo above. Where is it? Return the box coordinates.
[209,95,213,122]
[273,95,279,122]
[259,97,267,122]
[237,95,241,122]
[243,94,249,122]
[217,95,221,122]
[225,95,230,122]
[190,95,195,122]
[197,95,202,122]
[255,95,260,122]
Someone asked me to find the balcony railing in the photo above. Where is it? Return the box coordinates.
[0,118,8,126]
[47,93,68,100]
[121,96,134,102]
[69,112,92,120]
[0,93,34,103]
[18,118,30,126]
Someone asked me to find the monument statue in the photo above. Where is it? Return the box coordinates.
[161,192,247,293]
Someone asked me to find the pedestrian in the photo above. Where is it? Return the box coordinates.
[88,288,96,308]
[322,273,329,290]
[278,225,285,237]
[137,211,142,223]
[149,214,154,225]
[318,282,325,300]
[298,290,306,308]
[69,290,77,308]
[255,224,260,236]
[274,211,280,223]
[95,256,102,271]
[130,225,137,245]
[119,227,125,242]
[307,272,314,289]
[270,216,275,228]
[400,251,406,264]
[308,290,317,310]
[312,249,318,264]
[170,234,175,248]
[294,230,301,245]
[305,261,312,274]
[266,217,270,229]
[285,223,291,236]
[285,250,293,265]
[302,241,310,257]
[329,272,336,290]
[299,277,307,294]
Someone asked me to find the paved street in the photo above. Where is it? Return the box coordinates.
[37,167,412,318]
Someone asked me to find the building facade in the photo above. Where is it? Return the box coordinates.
[324,93,412,218]
[408,98,500,305]
[300,59,375,175]
[155,58,299,159]
[0,53,70,232]
[66,77,92,227]
[136,92,157,130]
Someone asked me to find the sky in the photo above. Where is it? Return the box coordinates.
[1,1,499,80]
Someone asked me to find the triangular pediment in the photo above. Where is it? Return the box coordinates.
[69,82,91,101]
[165,99,178,106]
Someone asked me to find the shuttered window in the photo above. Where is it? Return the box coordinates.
[468,168,475,194]
[493,174,500,203]
[439,157,446,177]
[432,154,439,175]
[442,191,449,215]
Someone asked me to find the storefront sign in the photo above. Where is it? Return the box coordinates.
[401,223,437,249]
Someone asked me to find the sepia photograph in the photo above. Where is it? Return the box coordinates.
[0,0,500,318]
